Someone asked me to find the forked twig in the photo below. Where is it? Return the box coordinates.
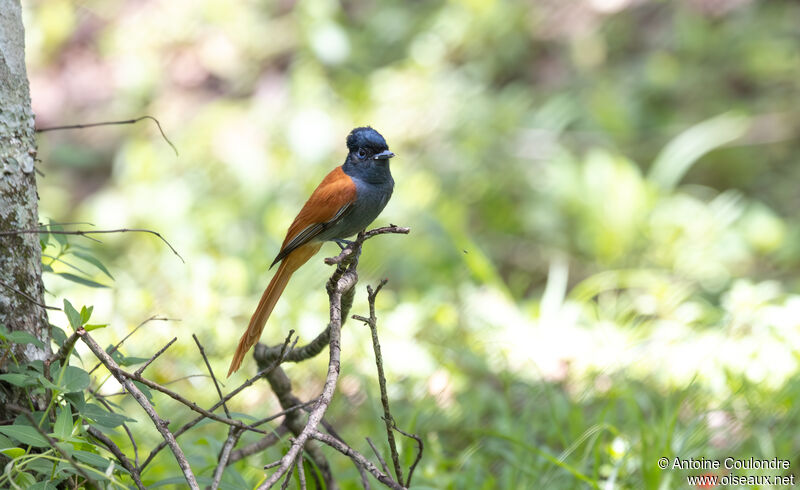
[76,329,199,489]
[36,115,178,156]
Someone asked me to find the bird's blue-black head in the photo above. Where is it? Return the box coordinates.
[343,127,395,184]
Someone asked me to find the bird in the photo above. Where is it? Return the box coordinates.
[227,127,395,376]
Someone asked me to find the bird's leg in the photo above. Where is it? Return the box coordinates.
[333,238,354,250]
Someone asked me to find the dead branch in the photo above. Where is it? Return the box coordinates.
[141,330,297,470]
[35,115,178,156]
[133,336,177,377]
[310,431,405,490]
[87,315,173,375]
[0,279,60,310]
[353,279,403,483]
[256,241,362,489]
[76,328,200,489]
[86,426,146,490]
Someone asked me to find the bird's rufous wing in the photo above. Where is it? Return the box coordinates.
[270,166,357,267]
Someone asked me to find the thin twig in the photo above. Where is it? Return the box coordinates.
[141,330,297,470]
[0,279,60,310]
[310,431,405,490]
[87,426,145,490]
[355,280,404,483]
[96,359,269,434]
[88,315,173,375]
[91,395,141,470]
[324,226,409,266]
[391,424,423,487]
[192,333,230,417]
[250,400,316,428]
[297,455,307,490]
[211,426,244,490]
[279,460,296,490]
[77,329,199,490]
[366,437,390,476]
[228,425,289,465]
[44,331,80,380]
[134,337,177,377]
[36,115,179,156]
[0,228,185,263]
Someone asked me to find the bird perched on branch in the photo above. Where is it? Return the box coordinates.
[228,127,395,376]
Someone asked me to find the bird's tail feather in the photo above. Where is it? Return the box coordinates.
[227,243,321,376]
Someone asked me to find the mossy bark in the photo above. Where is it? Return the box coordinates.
[0,0,51,416]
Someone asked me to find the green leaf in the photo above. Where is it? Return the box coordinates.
[72,449,113,471]
[29,481,59,490]
[0,425,50,447]
[51,325,67,347]
[0,433,13,447]
[5,330,44,348]
[120,355,151,366]
[81,403,136,428]
[132,380,153,401]
[84,324,107,332]
[60,366,90,393]
[0,447,25,458]
[14,471,37,488]
[41,263,53,273]
[0,373,38,387]
[56,272,109,288]
[79,305,94,324]
[65,391,86,412]
[648,112,750,190]
[36,374,61,391]
[63,300,82,329]
[54,405,73,440]
[72,251,114,280]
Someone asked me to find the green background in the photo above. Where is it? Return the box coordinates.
[23,0,800,487]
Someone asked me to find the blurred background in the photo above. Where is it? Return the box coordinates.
[24,0,800,487]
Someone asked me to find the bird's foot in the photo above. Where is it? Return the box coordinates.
[333,239,354,250]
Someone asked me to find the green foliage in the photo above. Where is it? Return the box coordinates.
[0,301,133,488]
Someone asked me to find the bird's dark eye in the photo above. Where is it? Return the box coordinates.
[357,148,367,159]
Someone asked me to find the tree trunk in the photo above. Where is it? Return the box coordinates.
[0,0,51,415]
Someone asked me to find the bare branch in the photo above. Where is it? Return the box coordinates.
[355,280,403,483]
[134,337,177,377]
[257,256,359,488]
[141,330,297,470]
[324,226,409,266]
[192,333,230,417]
[279,459,296,490]
[89,315,173,375]
[391,424,423,487]
[310,431,405,490]
[367,437,390,476]
[44,331,79,380]
[228,425,288,464]
[77,328,199,490]
[96,356,270,434]
[211,426,244,490]
[0,279,59,310]
[0,227,185,263]
[87,426,146,490]
[36,115,179,156]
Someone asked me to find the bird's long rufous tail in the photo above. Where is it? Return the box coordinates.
[227,243,321,376]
